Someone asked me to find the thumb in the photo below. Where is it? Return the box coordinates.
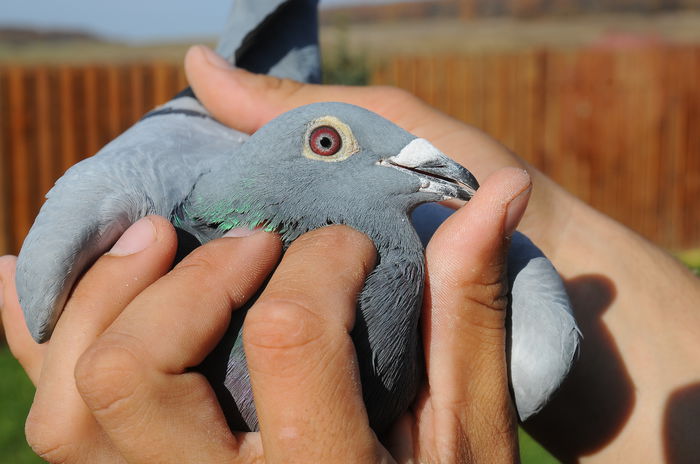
[425,167,532,345]
[184,45,422,134]
[420,167,530,461]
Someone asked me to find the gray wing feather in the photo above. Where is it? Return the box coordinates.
[17,108,245,341]
[507,232,580,420]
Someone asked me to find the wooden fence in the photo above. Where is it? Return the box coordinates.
[0,47,699,256]
[374,47,700,249]
[0,62,187,255]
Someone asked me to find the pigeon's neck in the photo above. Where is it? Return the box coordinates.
[181,172,428,432]
[179,167,421,248]
[352,225,425,432]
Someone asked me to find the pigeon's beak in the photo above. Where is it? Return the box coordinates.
[379,138,479,201]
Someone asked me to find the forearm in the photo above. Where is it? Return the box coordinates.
[521,167,700,462]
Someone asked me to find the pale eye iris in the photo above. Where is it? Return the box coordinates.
[309,126,341,156]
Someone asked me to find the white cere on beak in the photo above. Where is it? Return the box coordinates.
[388,138,445,168]
[378,137,479,201]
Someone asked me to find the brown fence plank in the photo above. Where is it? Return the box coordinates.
[685,49,700,246]
[35,66,56,201]
[83,66,101,157]
[7,66,33,247]
[153,61,174,106]
[0,67,9,255]
[106,65,123,140]
[129,64,146,124]
[58,66,78,174]
[176,65,188,91]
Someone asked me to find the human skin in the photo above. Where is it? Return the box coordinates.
[183,46,700,462]
[0,154,530,459]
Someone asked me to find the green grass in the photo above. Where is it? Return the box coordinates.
[677,248,700,275]
[520,429,559,463]
[0,346,42,463]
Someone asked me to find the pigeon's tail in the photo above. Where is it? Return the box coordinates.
[217,0,321,83]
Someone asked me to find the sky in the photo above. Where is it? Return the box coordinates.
[0,0,409,42]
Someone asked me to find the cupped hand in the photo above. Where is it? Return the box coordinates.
[0,165,527,463]
[1,217,281,463]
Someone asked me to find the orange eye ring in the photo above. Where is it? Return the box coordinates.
[309,126,342,156]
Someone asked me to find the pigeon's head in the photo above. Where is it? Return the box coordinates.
[189,102,479,239]
[247,101,477,201]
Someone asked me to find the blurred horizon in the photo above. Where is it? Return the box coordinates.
[2,0,700,44]
[0,0,421,43]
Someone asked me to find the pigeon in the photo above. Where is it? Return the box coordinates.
[14,0,579,434]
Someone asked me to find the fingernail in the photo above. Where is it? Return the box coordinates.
[108,217,156,256]
[505,186,532,236]
[223,227,262,238]
[198,45,232,70]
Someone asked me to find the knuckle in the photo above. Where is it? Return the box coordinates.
[170,243,223,278]
[169,237,272,309]
[74,335,143,415]
[260,74,303,97]
[243,300,341,379]
[25,411,74,463]
[467,278,508,312]
[243,300,324,352]
[279,78,305,97]
[458,278,510,334]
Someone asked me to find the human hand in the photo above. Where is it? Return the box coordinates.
[0,163,527,462]
[0,217,281,462]
[184,45,700,464]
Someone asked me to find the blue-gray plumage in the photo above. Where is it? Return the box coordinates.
[15,0,579,433]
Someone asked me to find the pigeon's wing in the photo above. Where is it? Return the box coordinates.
[411,203,580,421]
[506,232,579,420]
[16,0,321,343]
[17,115,242,341]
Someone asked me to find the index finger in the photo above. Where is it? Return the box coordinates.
[74,230,282,464]
[0,255,46,384]
[243,225,387,463]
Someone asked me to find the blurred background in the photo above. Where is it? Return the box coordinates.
[1,0,699,462]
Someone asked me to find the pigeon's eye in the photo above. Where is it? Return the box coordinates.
[309,126,341,156]
[303,116,358,162]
